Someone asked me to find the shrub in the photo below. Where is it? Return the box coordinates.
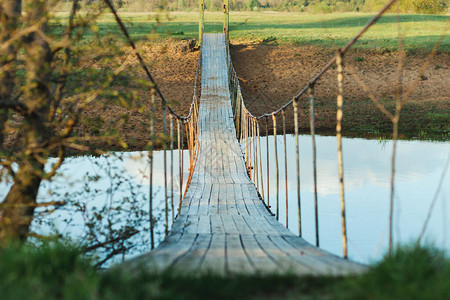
[413,0,447,13]
[309,2,332,13]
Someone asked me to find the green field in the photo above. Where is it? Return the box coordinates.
[55,12,449,52]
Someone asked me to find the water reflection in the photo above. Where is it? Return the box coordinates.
[259,135,449,263]
[0,136,448,265]
[0,150,191,267]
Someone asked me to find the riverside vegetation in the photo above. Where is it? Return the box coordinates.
[0,241,449,299]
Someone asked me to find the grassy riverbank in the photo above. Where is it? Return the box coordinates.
[1,241,449,299]
[55,12,449,53]
[12,11,443,154]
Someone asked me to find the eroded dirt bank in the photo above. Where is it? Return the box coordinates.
[76,41,450,151]
[230,42,449,139]
[3,40,448,153]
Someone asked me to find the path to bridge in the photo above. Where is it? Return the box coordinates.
[126,33,366,275]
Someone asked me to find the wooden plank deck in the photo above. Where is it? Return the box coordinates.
[124,33,366,275]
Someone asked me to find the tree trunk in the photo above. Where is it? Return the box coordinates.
[0,0,52,243]
[0,0,22,148]
[0,157,44,241]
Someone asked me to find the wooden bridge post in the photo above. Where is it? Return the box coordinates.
[336,51,348,259]
[308,85,319,247]
[199,0,205,45]
[223,0,229,40]
[149,88,156,250]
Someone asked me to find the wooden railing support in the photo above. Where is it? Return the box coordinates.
[199,0,205,45]
[223,0,229,40]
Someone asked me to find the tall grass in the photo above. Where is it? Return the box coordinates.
[335,244,450,299]
[0,242,99,300]
[1,241,449,300]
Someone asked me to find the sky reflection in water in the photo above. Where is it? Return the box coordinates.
[0,135,448,265]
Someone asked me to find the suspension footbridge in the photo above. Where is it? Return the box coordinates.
[124,33,365,275]
[103,0,412,275]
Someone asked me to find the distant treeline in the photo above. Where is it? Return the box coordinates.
[53,0,448,14]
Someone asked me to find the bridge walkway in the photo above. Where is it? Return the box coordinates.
[126,33,366,275]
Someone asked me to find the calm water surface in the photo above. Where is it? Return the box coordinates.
[262,135,449,264]
[0,136,448,265]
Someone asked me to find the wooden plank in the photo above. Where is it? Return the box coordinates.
[182,183,198,215]
[232,214,254,235]
[210,214,225,234]
[242,215,268,235]
[184,215,199,234]
[253,234,311,275]
[264,215,295,236]
[268,235,329,275]
[240,234,280,274]
[233,183,249,215]
[226,234,254,274]
[221,214,239,234]
[209,183,220,214]
[240,183,260,216]
[219,183,229,215]
[172,233,212,272]
[282,236,367,274]
[198,183,212,215]
[144,233,198,271]
[201,233,226,274]
[197,215,211,234]
[226,183,239,215]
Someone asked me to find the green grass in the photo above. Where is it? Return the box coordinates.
[1,241,449,300]
[0,242,99,300]
[52,12,449,52]
[335,244,450,299]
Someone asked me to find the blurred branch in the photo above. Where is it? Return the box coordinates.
[417,153,450,245]
[0,24,42,52]
[84,230,138,253]
[400,25,448,109]
[346,66,394,121]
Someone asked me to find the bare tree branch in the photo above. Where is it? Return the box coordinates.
[346,66,395,121]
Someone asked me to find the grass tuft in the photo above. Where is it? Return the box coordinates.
[1,241,449,299]
[335,244,450,299]
[0,241,99,300]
